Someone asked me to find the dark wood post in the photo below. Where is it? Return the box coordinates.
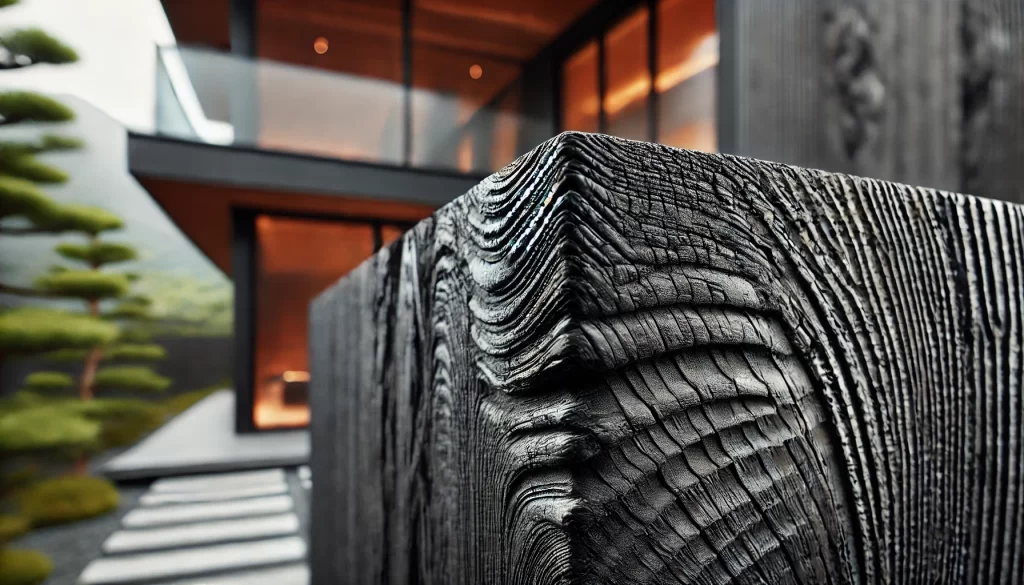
[310,132,1024,584]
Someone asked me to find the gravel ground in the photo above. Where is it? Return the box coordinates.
[12,483,146,585]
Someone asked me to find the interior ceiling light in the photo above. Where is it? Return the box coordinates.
[314,37,329,54]
[469,64,483,80]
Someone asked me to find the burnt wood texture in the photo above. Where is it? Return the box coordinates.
[309,132,1024,584]
[724,0,1024,204]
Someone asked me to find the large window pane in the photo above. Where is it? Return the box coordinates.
[656,0,717,151]
[253,215,376,430]
[605,7,650,141]
[561,41,599,133]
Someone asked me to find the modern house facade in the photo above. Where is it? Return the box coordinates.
[132,0,1024,433]
[134,0,720,432]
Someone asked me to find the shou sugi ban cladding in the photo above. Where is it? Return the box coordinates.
[309,132,1024,584]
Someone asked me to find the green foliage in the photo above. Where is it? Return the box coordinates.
[39,347,86,362]
[55,241,136,267]
[0,91,73,124]
[32,203,122,235]
[116,327,152,343]
[34,269,129,300]
[0,28,79,65]
[106,343,166,361]
[0,407,99,453]
[0,549,53,585]
[22,371,72,391]
[93,366,170,392]
[0,514,29,544]
[0,0,20,9]
[46,343,165,362]
[0,175,57,222]
[39,134,83,151]
[130,274,233,337]
[105,301,150,320]
[18,475,119,527]
[0,308,118,353]
[0,154,67,183]
[0,136,79,158]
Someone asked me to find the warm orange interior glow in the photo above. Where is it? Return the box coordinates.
[469,64,483,79]
[313,36,329,54]
[253,216,381,430]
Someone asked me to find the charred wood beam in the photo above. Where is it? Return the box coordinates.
[310,132,1024,584]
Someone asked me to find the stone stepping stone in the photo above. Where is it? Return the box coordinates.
[150,469,285,494]
[122,495,293,528]
[78,536,306,585]
[103,513,300,554]
[140,483,288,506]
[163,563,309,585]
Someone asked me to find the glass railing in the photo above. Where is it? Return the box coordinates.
[154,45,550,174]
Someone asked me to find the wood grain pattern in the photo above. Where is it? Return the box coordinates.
[726,0,1023,202]
[310,132,1024,584]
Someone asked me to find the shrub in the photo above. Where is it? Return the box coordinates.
[0,549,52,585]
[0,154,68,183]
[18,475,119,527]
[35,269,130,299]
[22,371,72,391]
[0,407,99,453]
[93,366,170,392]
[0,175,58,222]
[0,308,119,354]
[104,344,166,361]
[55,241,136,267]
[0,515,30,544]
[33,203,122,235]
[0,28,79,65]
[0,91,73,124]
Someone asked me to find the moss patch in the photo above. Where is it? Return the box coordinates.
[0,548,53,585]
[18,475,119,527]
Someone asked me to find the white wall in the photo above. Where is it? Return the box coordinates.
[0,0,176,132]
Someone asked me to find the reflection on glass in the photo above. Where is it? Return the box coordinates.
[604,7,650,141]
[561,41,599,133]
[253,216,376,429]
[411,0,521,170]
[656,0,718,151]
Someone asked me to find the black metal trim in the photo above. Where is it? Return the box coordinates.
[715,0,739,155]
[232,207,259,433]
[647,0,659,143]
[127,133,485,208]
[229,0,257,57]
[597,34,607,134]
[402,0,413,165]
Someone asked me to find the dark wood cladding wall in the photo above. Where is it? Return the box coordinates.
[726,0,1024,203]
[309,132,1024,584]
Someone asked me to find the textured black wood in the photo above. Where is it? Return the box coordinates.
[725,0,1024,204]
[310,132,1024,584]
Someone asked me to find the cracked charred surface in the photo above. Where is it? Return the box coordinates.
[309,132,1024,585]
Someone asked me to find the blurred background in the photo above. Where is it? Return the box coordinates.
[0,0,1021,583]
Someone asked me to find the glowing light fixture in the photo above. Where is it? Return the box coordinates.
[313,37,329,54]
[282,370,310,383]
[469,64,483,80]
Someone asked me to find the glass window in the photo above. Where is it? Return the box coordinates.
[561,41,599,133]
[604,7,650,141]
[253,215,376,430]
[656,0,717,151]
[410,0,521,170]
